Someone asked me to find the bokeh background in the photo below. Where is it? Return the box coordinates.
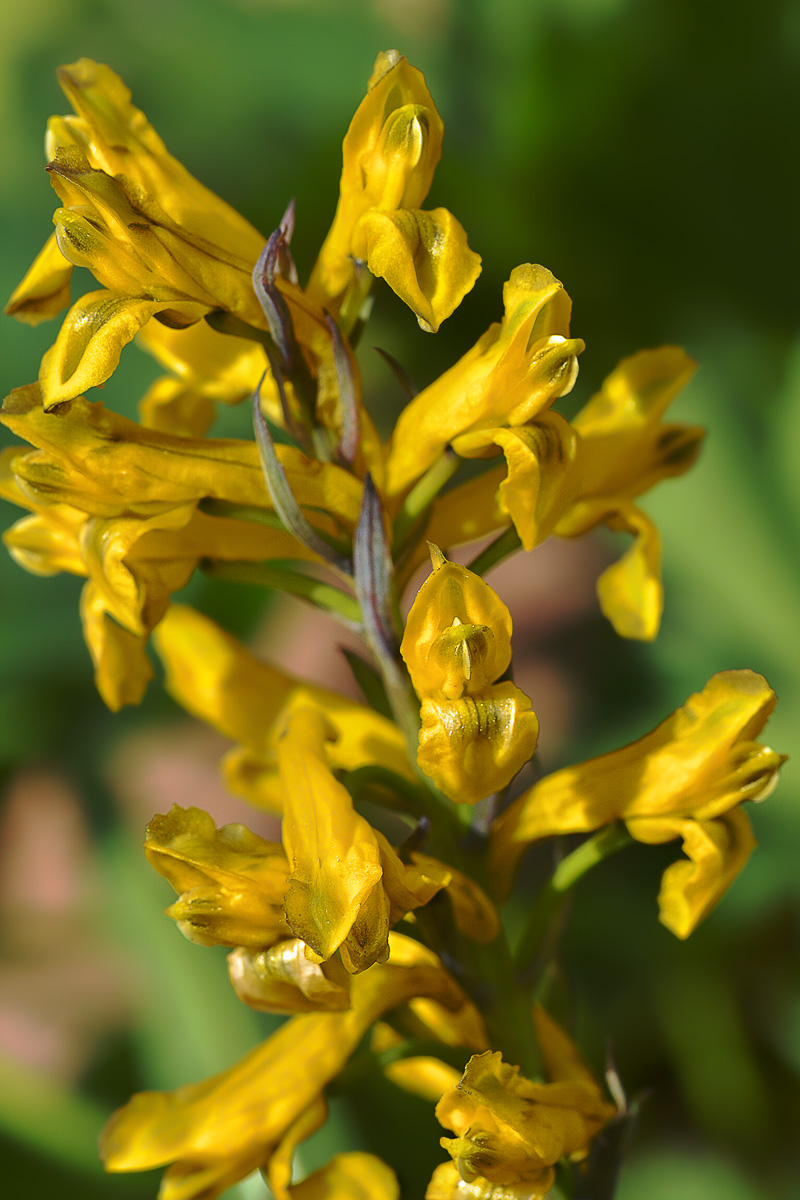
[1,1,798,1197]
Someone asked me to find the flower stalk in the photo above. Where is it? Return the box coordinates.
[1,47,783,1200]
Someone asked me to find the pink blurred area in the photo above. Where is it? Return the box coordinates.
[0,770,131,1080]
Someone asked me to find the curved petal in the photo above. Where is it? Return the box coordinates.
[227,942,352,1014]
[453,414,578,553]
[138,377,215,437]
[152,607,414,804]
[354,207,481,333]
[426,1159,553,1198]
[418,683,539,805]
[308,52,444,312]
[2,385,363,529]
[38,290,207,409]
[284,1153,400,1200]
[80,581,153,710]
[144,804,288,948]
[5,232,73,326]
[595,502,662,641]
[54,59,264,262]
[435,1051,613,1187]
[631,809,757,938]
[278,706,387,970]
[136,317,267,404]
[572,347,701,498]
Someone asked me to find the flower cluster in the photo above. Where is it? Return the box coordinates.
[3,50,784,1199]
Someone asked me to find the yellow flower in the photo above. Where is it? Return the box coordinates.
[101,934,461,1200]
[1,385,352,708]
[387,265,582,494]
[307,50,481,332]
[278,705,449,972]
[407,347,703,641]
[490,670,785,937]
[144,805,290,949]
[152,605,415,812]
[432,1048,613,1196]
[5,58,335,411]
[401,547,538,803]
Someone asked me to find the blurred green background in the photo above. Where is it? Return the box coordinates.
[1,1,798,1197]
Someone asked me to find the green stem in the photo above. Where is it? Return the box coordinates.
[392,451,460,556]
[515,824,633,980]
[201,560,361,624]
[466,928,544,1079]
[468,526,522,576]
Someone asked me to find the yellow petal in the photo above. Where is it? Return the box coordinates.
[79,506,196,636]
[342,56,443,211]
[136,317,267,404]
[418,683,539,805]
[138,378,215,437]
[278,706,388,970]
[631,809,757,938]
[286,1153,400,1200]
[227,941,351,1014]
[376,831,451,925]
[372,1022,462,1102]
[5,232,73,326]
[424,467,508,547]
[573,345,697,435]
[593,501,662,641]
[80,581,153,710]
[38,290,207,409]
[353,207,481,333]
[441,865,500,944]
[453,413,578,553]
[0,449,86,575]
[490,670,781,891]
[265,1099,329,1200]
[531,1006,607,1093]
[566,347,703,515]
[144,805,288,948]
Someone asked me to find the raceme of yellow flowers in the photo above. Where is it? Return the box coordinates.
[3,50,785,1200]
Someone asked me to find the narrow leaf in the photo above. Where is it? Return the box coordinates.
[354,473,398,657]
[252,383,352,573]
[374,345,419,400]
[325,312,361,468]
[252,234,297,370]
[341,647,394,720]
